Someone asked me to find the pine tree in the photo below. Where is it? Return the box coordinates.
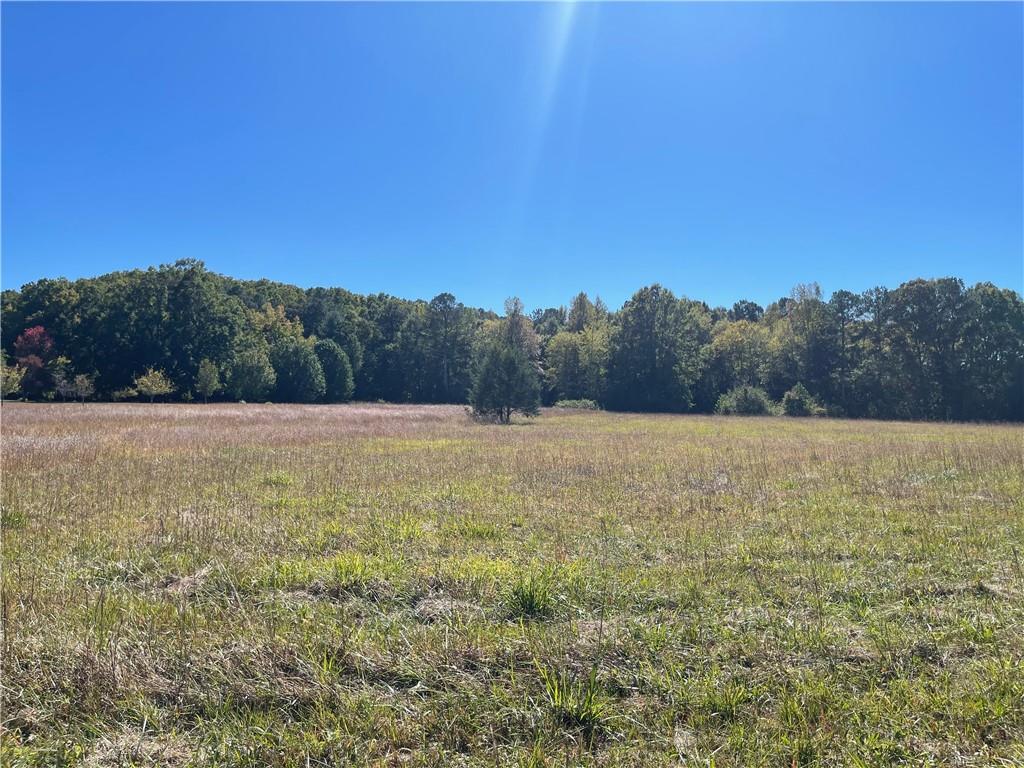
[470,344,540,424]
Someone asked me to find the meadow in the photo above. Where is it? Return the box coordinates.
[1,403,1022,767]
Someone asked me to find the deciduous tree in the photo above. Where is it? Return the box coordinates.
[195,359,222,403]
[134,368,175,403]
[314,339,355,403]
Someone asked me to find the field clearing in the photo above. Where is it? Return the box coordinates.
[1,403,1022,767]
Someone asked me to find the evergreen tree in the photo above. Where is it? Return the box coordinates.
[470,343,540,424]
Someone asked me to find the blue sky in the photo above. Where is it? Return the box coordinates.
[3,2,1021,312]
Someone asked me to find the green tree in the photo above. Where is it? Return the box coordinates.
[728,300,764,323]
[470,298,542,423]
[134,368,175,403]
[425,293,476,402]
[300,287,365,374]
[270,338,326,403]
[470,343,540,423]
[885,278,967,420]
[530,307,567,341]
[959,283,1024,421]
[544,321,610,405]
[195,359,222,403]
[566,292,597,333]
[1,355,26,399]
[314,339,355,402]
[226,343,277,401]
[2,264,1021,422]
[827,289,862,409]
[710,320,770,388]
[545,331,586,401]
[606,285,710,412]
[163,260,246,391]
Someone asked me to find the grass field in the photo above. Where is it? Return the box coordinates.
[1,403,1022,767]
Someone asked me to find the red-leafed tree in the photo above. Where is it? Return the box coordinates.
[14,326,54,362]
[14,326,55,396]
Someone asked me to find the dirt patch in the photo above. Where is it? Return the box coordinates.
[413,595,483,623]
[158,565,213,596]
[84,729,193,767]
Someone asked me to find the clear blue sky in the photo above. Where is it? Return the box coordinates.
[3,2,1021,312]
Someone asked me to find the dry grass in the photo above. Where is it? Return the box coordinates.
[1,402,1022,766]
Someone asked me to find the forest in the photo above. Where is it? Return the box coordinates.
[1,259,1021,421]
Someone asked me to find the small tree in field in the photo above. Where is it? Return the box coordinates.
[195,359,222,403]
[134,368,175,403]
[73,374,95,403]
[470,344,540,424]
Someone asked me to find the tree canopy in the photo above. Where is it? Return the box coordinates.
[2,261,1020,422]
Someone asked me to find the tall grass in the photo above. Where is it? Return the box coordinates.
[1,402,1022,766]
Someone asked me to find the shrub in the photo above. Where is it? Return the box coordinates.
[554,399,600,410]
[716,385,777,416]
[782,383,823,417]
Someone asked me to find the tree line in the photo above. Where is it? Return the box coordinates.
[1,260,1021,421]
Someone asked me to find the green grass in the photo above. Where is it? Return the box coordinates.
[1,402,1022,766]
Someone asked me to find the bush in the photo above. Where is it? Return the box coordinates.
[716,386,777,416]
[782,383,823,417]
[554,399,600,410]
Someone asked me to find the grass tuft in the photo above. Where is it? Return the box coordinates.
[504,571,556,620]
